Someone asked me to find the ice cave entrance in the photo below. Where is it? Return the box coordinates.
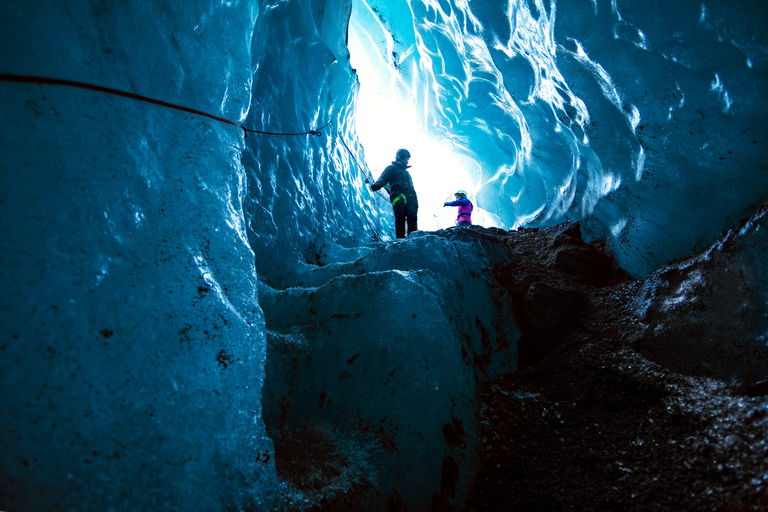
[348,1,505,231]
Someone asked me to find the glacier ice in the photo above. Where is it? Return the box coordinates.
[1,0,767,510]
[260,229,518,508]
[632,203,768,382]
[1,1,277,510]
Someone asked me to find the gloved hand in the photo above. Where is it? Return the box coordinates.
[443,202,448,207]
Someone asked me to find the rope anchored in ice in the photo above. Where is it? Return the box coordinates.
[0,73,330,138]
[1,72,388,202]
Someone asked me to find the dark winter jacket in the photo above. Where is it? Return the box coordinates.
[371,161,418,206]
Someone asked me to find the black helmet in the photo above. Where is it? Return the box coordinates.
[396,148,411,161]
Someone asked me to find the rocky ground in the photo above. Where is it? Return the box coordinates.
[465,224,768,511]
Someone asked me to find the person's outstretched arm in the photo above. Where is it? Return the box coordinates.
[371,168,394,191]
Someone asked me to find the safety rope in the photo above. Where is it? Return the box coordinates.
[337,131,389,202]
[336,127,390,239]
[2,73,389,209]
[244,120,331,137]
[0,73,331,138]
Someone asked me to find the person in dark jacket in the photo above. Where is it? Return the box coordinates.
[443,190,473,226]
[371,149,418,238]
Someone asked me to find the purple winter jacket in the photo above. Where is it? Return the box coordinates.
[444,197,473,224]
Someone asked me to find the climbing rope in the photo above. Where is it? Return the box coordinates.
[335,126,390,239]
[2,72,396,239]
[1,73,242,127]
[243,120,331,137]
[337,130,389,202]
[0,73,331,138]
[2,73,389,208]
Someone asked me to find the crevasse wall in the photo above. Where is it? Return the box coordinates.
[242,0,392,288]
[0,1,280,510]
[1,0,393,509]
[557,0,768,276]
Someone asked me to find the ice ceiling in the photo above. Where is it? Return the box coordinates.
[1,0,767,510]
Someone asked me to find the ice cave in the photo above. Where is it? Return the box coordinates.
[1,0,767,510]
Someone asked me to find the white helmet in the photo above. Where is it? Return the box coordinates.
[454,190,467,197]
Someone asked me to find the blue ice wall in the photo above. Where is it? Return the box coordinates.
[0,2,278,510]
[0,0,391,509]
[557,0,768,275]
[241,0,391,288]
[260,229,519,508]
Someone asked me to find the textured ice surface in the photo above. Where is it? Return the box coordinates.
[0,2,277,510]
[632,203,768,382]
[2,0,768,510]
[557,0,768,276]
[260,229,518,508]
[241,0,392,288]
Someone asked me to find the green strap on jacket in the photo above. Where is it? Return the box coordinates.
[391,193,407,206]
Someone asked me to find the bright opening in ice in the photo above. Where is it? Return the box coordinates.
[348,3,502,231]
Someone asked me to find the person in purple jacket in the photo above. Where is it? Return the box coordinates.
[444,190,473,226]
